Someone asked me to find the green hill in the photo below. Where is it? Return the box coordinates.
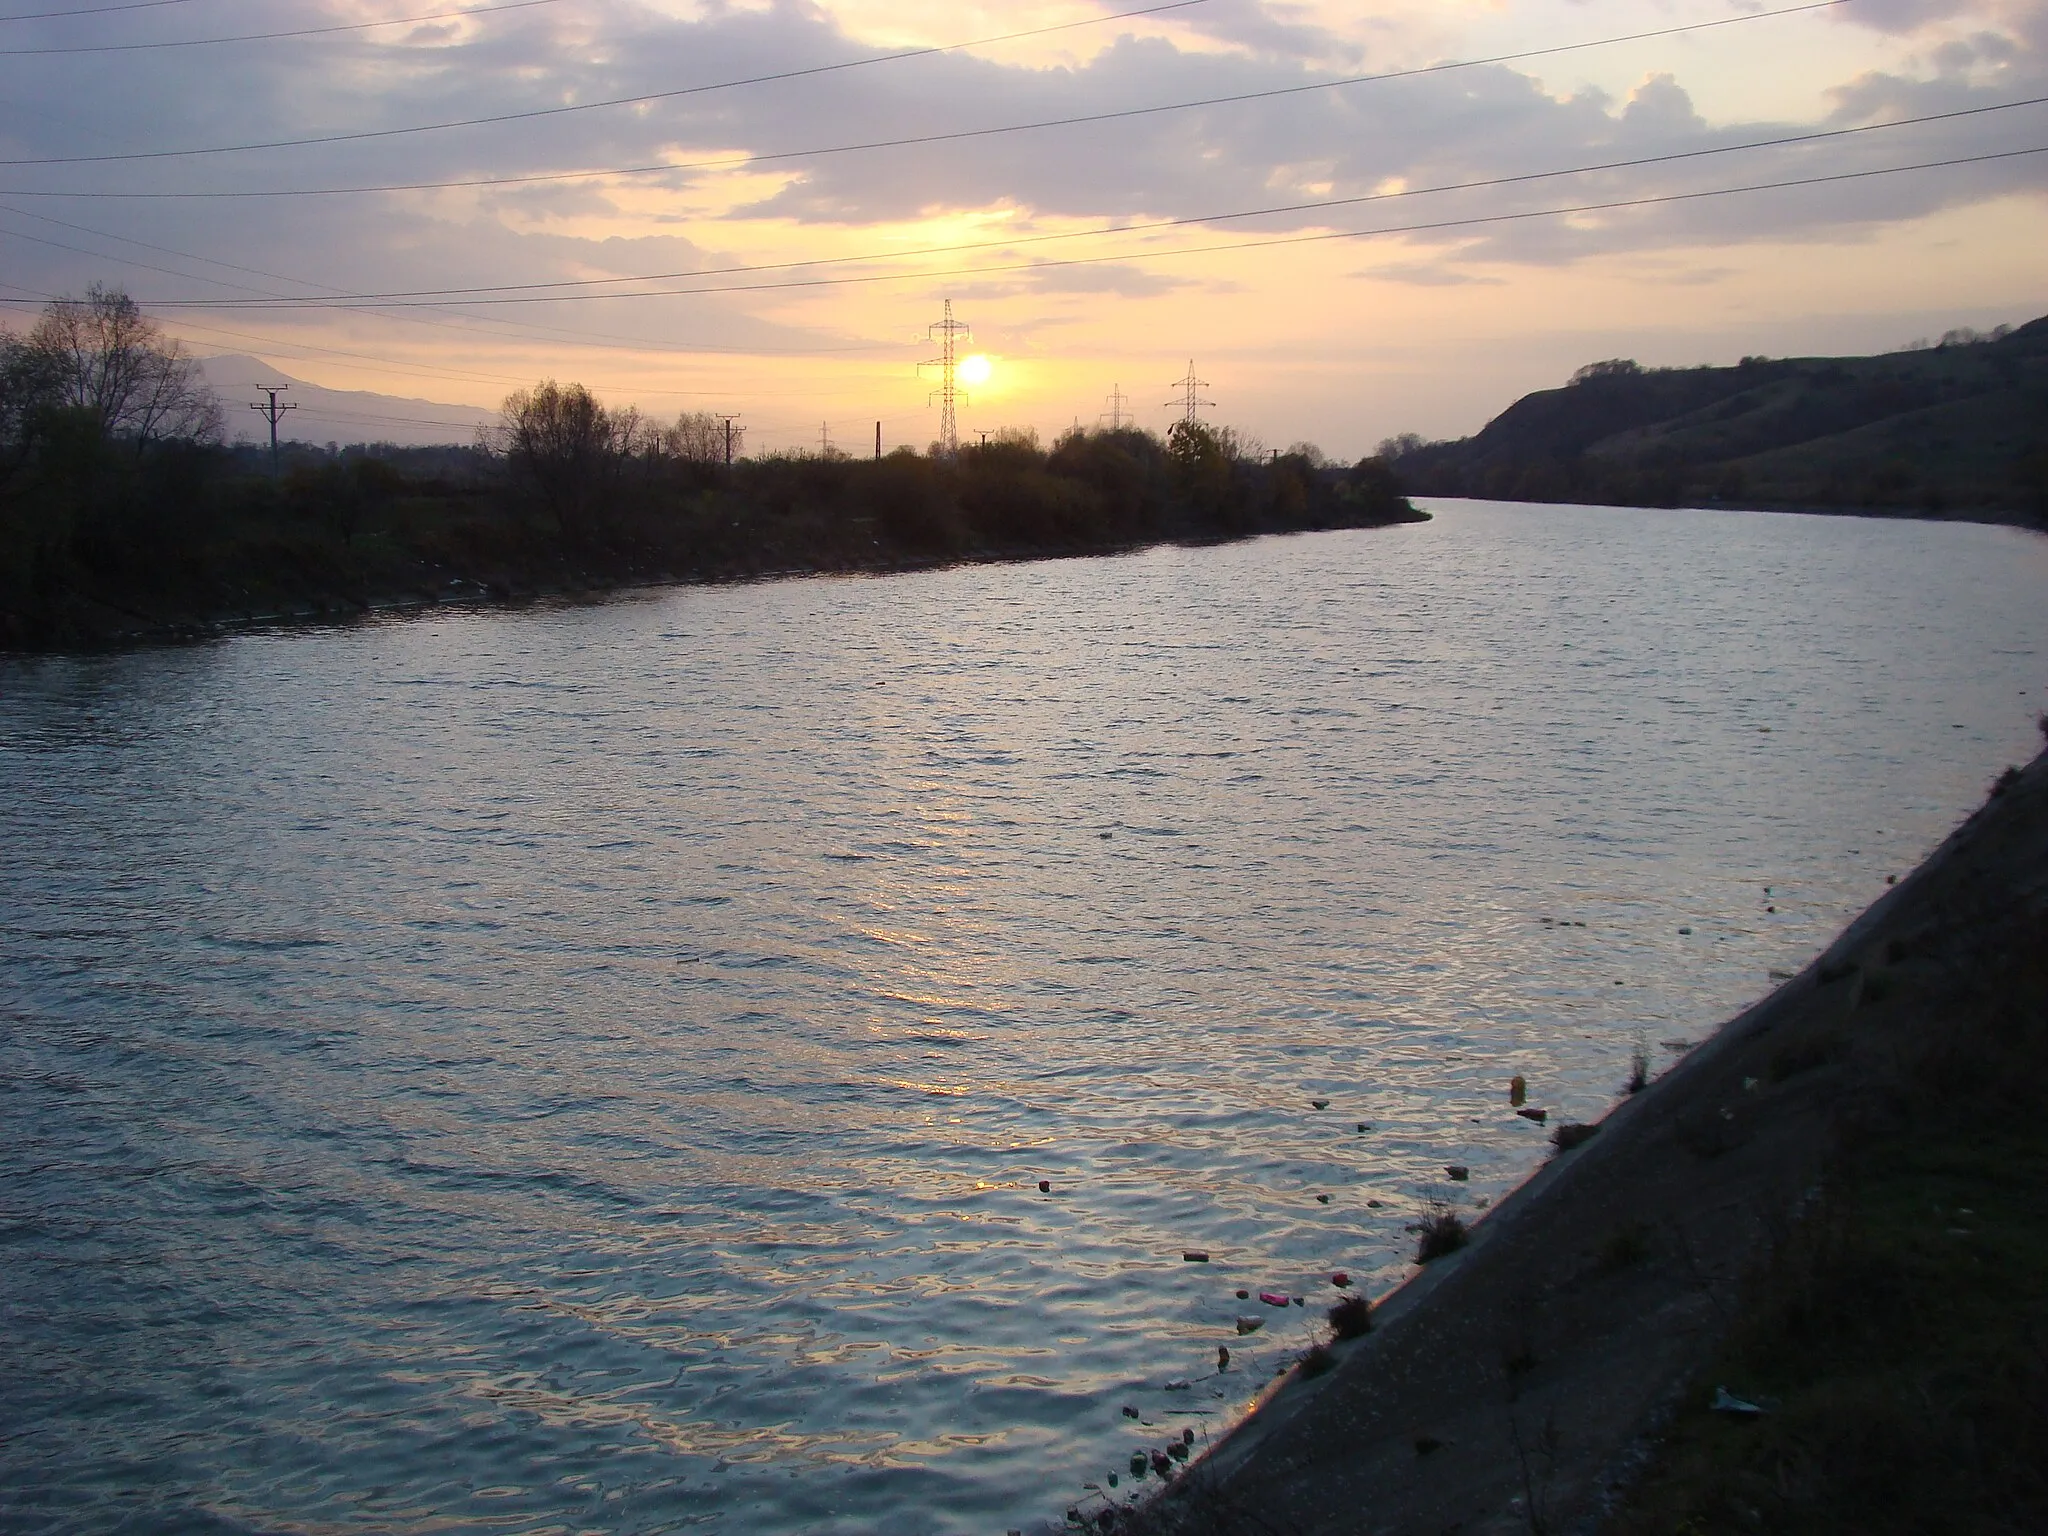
[1387,316,2048,522]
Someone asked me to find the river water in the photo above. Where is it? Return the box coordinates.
[3,501,2044,1535]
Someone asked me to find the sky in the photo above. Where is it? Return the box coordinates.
[1,0,2044,455]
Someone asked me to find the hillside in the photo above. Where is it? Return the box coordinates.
[1386,317,2048,522]
[198,356,497,448]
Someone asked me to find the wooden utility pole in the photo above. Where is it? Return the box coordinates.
[249,386,295,475]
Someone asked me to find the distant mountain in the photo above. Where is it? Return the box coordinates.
[1385,316,2048,522]
[198,355,496,448]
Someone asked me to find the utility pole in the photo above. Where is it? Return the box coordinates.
[715,413,741,467]
[249,386,295,475]
[820,421,833,458]
[1100,383,1131,431]
[1167,361,1212,426]
[976,429,992,447]
[875,421,882,461]
[919,298,971,456]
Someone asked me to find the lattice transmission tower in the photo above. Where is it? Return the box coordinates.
[919,299,972,456]
[1100,384,1131,431]
[1168,361,1212,425]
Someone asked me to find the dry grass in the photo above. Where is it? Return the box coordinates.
[1609,923,2048,1534]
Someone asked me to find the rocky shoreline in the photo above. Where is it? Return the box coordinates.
[1119,741,2048,1535]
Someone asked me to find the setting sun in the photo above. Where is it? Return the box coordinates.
[958,354,993,387]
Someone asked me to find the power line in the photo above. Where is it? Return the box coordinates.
[125,129,2048,310]
[0,196,915,365]
[110,95,2044,301]
[0,4,1875,203]
[0,0,560,54]
[0,0,223,22]
[0,0,1215,166]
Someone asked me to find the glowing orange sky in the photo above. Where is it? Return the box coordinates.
[2,0,2042,454]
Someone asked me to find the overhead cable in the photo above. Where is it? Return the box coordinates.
[128,145,2047,309]
[0,0,1848,170]
[0,0,561,54]
[0,0,1215,163]
[99,98,2048,306]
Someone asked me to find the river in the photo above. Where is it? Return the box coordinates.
[3,500,2044,1534]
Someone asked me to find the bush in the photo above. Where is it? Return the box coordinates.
[1415,1203,1469,1263]
[1328,1294,1375,1339]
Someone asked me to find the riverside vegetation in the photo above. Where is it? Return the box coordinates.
[1380,315,2048,521]
[0,289,1424,651]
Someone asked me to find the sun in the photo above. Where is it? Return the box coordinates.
[958,353,993,387]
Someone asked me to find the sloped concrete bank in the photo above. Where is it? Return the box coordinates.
[1136,745,2048,1536]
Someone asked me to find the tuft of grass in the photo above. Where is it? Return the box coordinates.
[1297,1343,1336,1379]
[1551,1122,1600,1155]
[1328,1293,1374,1340]
[1625,1032,1651,1095]
[1992,764,2022,797]
[1415,1202,1470,1263]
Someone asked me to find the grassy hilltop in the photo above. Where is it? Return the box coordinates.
[1384,316,2048,520]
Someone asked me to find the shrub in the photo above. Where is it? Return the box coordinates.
[1328,1294,1375,1339]
[1415,1202,1469,1263]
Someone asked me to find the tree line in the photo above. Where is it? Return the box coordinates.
[2,289,1424,649]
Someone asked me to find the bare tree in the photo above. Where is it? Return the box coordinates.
[486,379,639,530]
[667,410,740,464]
[26,285,220,449]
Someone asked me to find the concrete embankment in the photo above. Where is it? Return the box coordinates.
[1138,744,2048,1536]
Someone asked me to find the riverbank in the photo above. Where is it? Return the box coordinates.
[0,431,1425,653]
[1132,737,2048,1535]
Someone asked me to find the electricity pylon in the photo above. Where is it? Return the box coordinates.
[249,386,295,474]
[1100,384,1131,431]
[1167,361,1211,425]
[919,299,971,456]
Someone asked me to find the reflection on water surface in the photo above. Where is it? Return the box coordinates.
[2,502,2044,1534]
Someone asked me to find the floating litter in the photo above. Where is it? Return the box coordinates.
[1131,1453,1148,1476]
[1516,1108,1548,1125]
[1331,1272,1350,1288]
[1310,1099,1329,1110]
[1316,1194,1330,1204]
[1217,1346,1230,1370]
[1183,1250,1210,1263]
[1367,1199,1385,1209]
[1293,1297,1305,1307]
[1356,1122,1371,1132]
[1164,1379,1192,1392]
[1259,1291,1290,1307]
[1183,1428,1195,1445]
[1445,1165,1469,1181]
[1510,1075,1527,1107]
[1168,1441,1189,1462]
[1038,1180,1051,1193]
[1236,1289,1250,1300]
[1121,1406,1139,1419]
[1235,1316,1264,1334]
[1678,926,1693,935]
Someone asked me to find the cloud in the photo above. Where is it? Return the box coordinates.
[0,0,2039,385]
